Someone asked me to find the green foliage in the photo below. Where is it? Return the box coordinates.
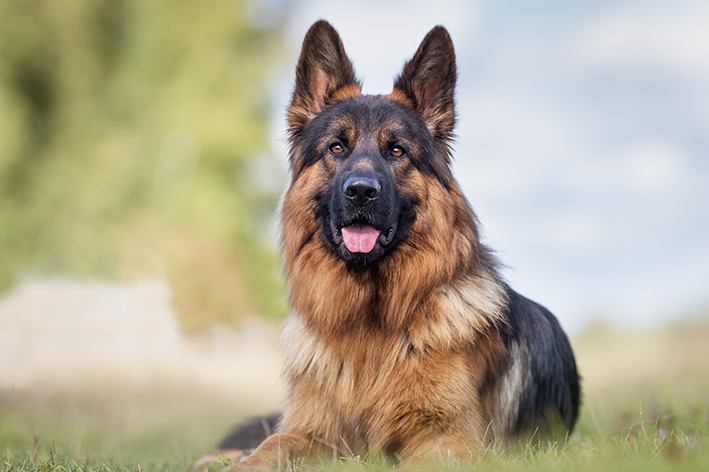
[0,0,289,327]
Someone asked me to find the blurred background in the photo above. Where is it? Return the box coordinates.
[1,0,708,467]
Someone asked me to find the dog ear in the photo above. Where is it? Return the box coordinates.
[394,26,457,146]
[288,21,361,132]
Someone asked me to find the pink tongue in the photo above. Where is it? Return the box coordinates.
[341,225,380,253]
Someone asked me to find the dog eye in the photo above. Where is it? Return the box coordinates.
[391,146,405,158]
[329,142,344,154]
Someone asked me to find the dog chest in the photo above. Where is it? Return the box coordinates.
[281,314,488,451]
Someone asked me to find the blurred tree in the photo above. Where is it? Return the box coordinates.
[0,0,290,330]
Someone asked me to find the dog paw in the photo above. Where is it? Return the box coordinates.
[192,449,248,472]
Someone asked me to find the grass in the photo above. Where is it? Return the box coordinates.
[0,394,216,472]
[2,323,709,472]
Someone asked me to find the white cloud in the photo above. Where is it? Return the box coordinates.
[573,4,709,79]
[549,212,608,252]
[622,140,686,195]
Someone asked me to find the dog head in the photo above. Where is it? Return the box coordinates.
[284,20,460,266]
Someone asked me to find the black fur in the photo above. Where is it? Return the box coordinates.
[305,97,438,265]
[218,414,281,451]
[502,289,581,435]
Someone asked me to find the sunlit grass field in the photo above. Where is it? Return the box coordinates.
[2,323,708,472]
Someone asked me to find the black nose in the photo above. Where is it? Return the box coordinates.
[343,175,380,205]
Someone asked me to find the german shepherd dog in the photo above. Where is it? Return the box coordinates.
[197,20,580,471]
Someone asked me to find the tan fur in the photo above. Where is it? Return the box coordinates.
[196,23,580,472]
[224,142,509,471]
[386,88,415,108]
[224,21,513,472]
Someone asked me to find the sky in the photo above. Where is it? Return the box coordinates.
[259,0,709,336]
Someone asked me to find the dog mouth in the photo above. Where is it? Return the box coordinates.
[331,218,398,254]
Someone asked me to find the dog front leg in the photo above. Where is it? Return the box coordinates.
[399,434,479,467]
[223,432,333,472]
